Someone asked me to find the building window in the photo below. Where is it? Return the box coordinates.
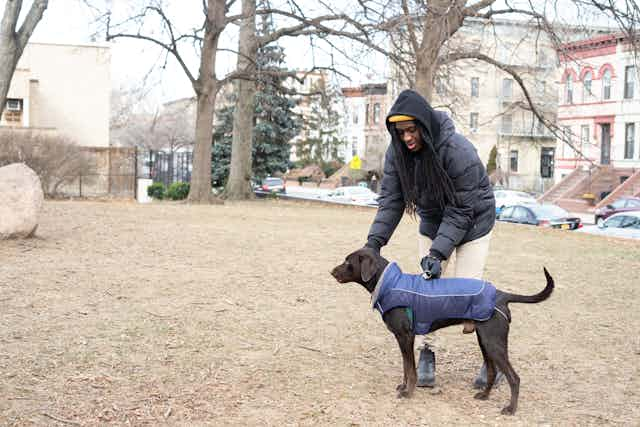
[581,124,590,153]
[536,80,546,98]
[435,77,445,95]
[3,98,23,124]
[625,65,635,99]
[470,112,479,132]
[352,137,358,156]
[365,104,370,125]
[565,74,573,104]
[471,77,479,97]
[501,113,512,134]
[540,147,555,178]
[502,78,513,100]
[373,103,380,124]
[509,150,518,173]
[583,71,592,102]
[625,123,635,159]
[352,108,358,124]
[562,126,572,157]
[535,114,545,135]
[603,69,612,100]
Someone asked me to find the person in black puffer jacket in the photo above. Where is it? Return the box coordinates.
[364,89,498,389]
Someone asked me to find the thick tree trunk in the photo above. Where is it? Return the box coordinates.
[414,0,466,102]
[0,0,48,115]
[187,0,225,203]
[226,0,257,200]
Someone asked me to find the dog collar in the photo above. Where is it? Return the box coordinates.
[371,262,397,310]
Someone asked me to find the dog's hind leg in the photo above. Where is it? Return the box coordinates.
[491,352,519,415]
[479,328,520,415]
[473,335,497,401]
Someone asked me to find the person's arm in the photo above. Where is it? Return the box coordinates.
[429,154,484,260]
[366,146,406,252]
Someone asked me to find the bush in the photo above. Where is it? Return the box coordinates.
[0,129,96,197]
[166,182,190,200]
[147,182,166,200]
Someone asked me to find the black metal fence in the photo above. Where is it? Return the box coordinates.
[138,150,193,187]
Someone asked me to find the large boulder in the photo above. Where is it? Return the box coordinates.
[0,163,44,239]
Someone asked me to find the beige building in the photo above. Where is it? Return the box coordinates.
[1,42,110,147]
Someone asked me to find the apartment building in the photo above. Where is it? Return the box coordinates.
[557,33,640,176]
[341,82,389,172]
[388,19,610,193]
[1,42,110,147]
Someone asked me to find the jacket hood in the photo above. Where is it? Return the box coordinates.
[386,89,441,144]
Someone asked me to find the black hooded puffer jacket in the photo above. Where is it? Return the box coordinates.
[367,90,495,259]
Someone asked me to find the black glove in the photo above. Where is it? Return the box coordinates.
[421,250,444,279]
[364,240,381,255]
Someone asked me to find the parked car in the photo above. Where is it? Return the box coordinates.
[497,203,582,230]
[494,190,538,216]
[256,177,286,194]
[593,196,640,225]
[324,186,379,206]
[578,211,640,239]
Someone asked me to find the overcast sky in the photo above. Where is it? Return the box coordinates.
[22,0,621,105]
[24,0,388,105]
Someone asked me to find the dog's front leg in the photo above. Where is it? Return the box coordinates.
[394,331,416,398]
[385,308,416,398]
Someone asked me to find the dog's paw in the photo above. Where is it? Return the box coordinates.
[501,405,515,416]
[474,391,489,400]
[396,383,415,398]
[396,388,413,398]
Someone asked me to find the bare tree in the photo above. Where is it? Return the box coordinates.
[97,0,228,203]
[0,0,49,116]
[348,0,640,161]
[226,0,257,200]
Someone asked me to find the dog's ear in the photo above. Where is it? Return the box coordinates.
[360,254,376,282]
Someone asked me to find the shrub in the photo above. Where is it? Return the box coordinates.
[166,182,190,200]
[0,129,96,197]
[147,182,166,200]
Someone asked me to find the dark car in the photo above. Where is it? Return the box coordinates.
[594,196,640,226]
[498,203,582,230]
[255,177,286,194]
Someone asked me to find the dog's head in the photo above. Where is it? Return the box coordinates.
[330,247,381,287]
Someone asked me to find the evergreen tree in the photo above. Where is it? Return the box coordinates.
[295,76,346,176]
[212,42,300,185]
[486,145,497,176]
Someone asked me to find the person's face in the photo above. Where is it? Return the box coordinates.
[395,121,423,152]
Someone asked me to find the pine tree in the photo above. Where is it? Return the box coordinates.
[212,4,299,185]
[295,76,346,176]
[211,42,300,185]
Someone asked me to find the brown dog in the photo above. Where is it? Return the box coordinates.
[330,247,554,415]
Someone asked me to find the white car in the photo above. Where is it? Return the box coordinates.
[325,186,379,206]
[577,211,640,240]
[494,190,537,215]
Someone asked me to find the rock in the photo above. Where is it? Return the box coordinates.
[0,163,44,239]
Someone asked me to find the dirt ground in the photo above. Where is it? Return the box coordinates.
[1,200,639,426]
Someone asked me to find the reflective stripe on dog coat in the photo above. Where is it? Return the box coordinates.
[371,262,496,335]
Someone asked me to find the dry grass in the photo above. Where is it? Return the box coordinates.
[0,200,638,426]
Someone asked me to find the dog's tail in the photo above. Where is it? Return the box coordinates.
[503,267,554,305]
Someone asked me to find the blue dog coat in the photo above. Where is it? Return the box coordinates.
[371,262,497,335]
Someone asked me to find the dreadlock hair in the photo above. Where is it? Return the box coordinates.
[391,122,458,216]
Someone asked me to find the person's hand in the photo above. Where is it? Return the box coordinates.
[364,240,381,255]
[420,255,442,279]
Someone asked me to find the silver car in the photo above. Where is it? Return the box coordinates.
[578,211,640,240]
